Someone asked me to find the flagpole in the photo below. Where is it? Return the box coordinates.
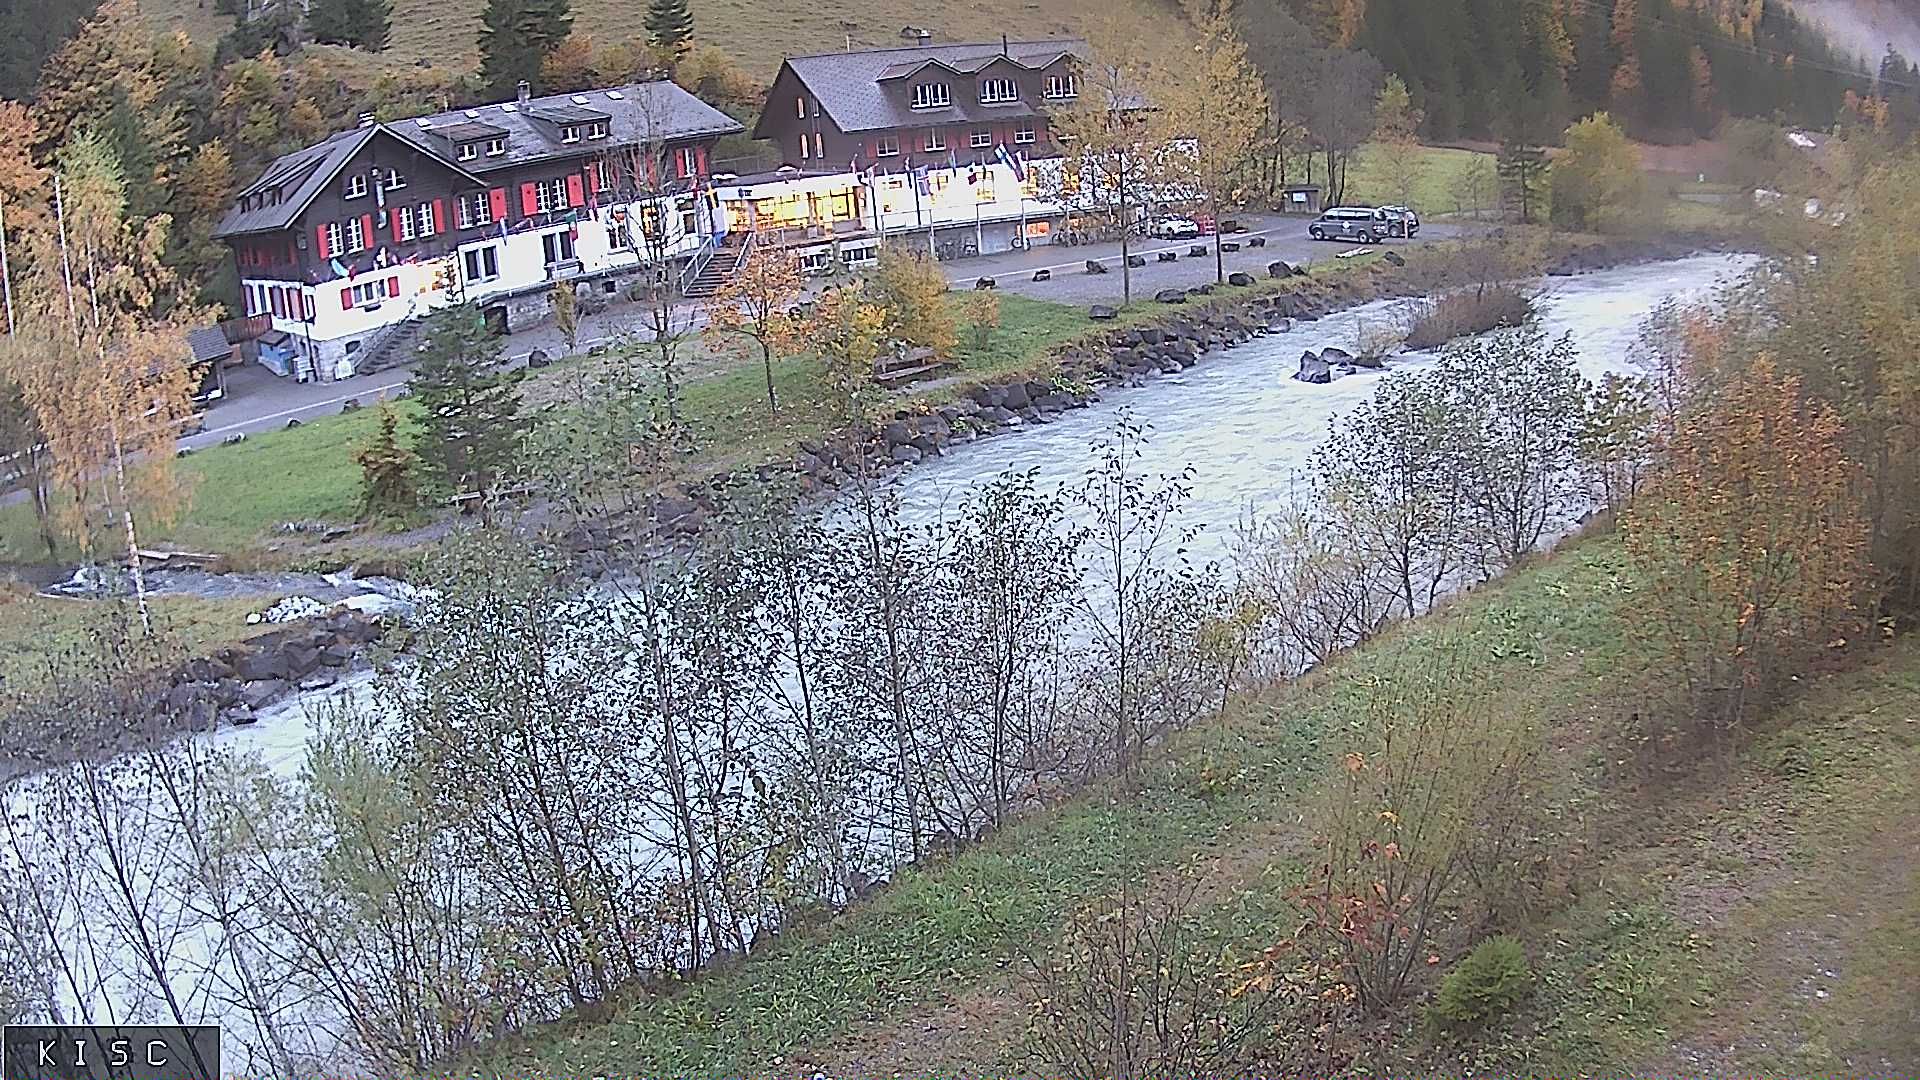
[0,197,14,335]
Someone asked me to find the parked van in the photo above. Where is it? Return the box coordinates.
[1308,206,1390,242]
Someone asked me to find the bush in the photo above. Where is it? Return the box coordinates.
[1428,936,1531,1031]
[1402,285,1533,351]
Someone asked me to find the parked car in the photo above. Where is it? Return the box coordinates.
[1381,205,1420,238]
[1144,216,1203,239]
[1308,206,1391,242]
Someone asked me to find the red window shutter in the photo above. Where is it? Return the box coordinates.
[566,174,585,208]
[489,188,508,222]
[341,287,353,310]
[520,182,538,216]
[586,164,600,194]
[696,146,708,176]
[360,214,374,249]
[392,212,405,243]
[271,288,283,318]
[433,199,447,234]
[386,275,399,298]
[316,224,330,258]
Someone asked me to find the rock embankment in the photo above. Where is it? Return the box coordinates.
[165,609,388,728]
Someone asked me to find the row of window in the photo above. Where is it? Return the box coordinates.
[316,202,441,259]
[343,169,406,200]
[246,281,314,321]
[863,121,1036,159]
[908,74,1077,110]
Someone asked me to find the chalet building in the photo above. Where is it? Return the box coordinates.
[214,80,742,378]
[746,39,1086,259]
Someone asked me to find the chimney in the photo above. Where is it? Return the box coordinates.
[1002,33,1009,56]
[356,112,375,128]
[517,80,532,104]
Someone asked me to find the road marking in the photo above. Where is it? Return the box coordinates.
[190,379,410,441]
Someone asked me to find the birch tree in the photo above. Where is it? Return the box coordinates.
[1167,0,1265,284]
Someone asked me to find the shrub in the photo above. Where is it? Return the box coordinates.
[1428,936,1531,1031]
[1402,285,1534,351]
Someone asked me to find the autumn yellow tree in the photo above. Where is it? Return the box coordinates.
[2,131,204,627]
[806,285,888,429]
[704,241,802,413]
[1167,0,1265,284]
[868,244,955,358]
[1550,112,1646,233]
[1623,358,1868,737]
[1366,74,1425,210]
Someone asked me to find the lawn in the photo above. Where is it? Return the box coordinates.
[0,590,273,691]
[1347,143,1499,217]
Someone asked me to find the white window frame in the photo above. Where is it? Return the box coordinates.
[463,245,500,283]
[394,205,416,241]
[813,132,823,159]
[979,78,1018,104]
[1045,73,1079,99]
[1014,122,1036,145]
[456,193,482,229]
[560,124,581,144]
[799,134,810,160]
[348,280,384,307]
[923,128,946,152]
[534,177,568,213]
[345,216,366,252]
[910,82,950,110]
[486,136,508,156]
[343,173,368,199]
[587,120,609,140]
[384,169,407,190]
[417,201,436,237]
[969,127,992,149]
[457,142,479,162]
[323,222,342,258]
[542,229,576,265]
[796,95,806,118]
[593,160,613,190]
[875,135,900,157]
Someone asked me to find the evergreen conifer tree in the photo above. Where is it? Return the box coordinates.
[645,0,695,58]
[410,305,524,521]
[479,0,574,95]
[307,0,393,51]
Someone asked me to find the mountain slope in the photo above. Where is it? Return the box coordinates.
[1791,0,1920,63]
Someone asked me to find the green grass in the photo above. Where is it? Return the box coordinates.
[1348,143,1498,217]
[0,590,274,691]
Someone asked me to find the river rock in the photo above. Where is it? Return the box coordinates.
[1320,347,1354,365]
[883,420,913,446]
[1294,351,1333,385]
[223,705,257,727]
[1228,271,1256,287]
[233,648,291,682]
[1001,382,1031,410]
[1154,289,1187,304]
[891,444,923,465]
[318,643,354,667]
[240,679,288,710]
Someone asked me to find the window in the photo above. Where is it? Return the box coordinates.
[1045,73,1079,99]
[875,135,900,157]
[1014,121,1036,145]
[417,201,436,237]
[910,82,950,110]
[348,280,384,307]
[798,134,810,160]
[593,160,613,191]
[463,245,500,282]
[323,222,342,258]
[542,229,575,265]
[608,216,633,250]
[457,142,479,162]
[587,120,608,140]
[923,128,945,152]
[979,78,1018,104]
[384,169,407,190]
[486,136,508,156]
[534,177,568,213]
[345,216,366,252]
[457,192,493,229]
[344,174,368,199]
[395,206,416,241]
[813,132,823,159]
[679,146,699,175]
[560,124,581,143]
[796,95,806,118]
[970,127,992,149]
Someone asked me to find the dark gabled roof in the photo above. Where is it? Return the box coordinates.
[397,81,742,175]
[185,327,232,364]
[217,81,743,239]
[759,39,1086,138]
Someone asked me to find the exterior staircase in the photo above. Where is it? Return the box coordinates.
[351,314,428,375]
[680,237,751,299]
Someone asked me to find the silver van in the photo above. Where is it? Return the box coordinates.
[1309,206,1390,242]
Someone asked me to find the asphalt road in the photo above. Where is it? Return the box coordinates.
[185,212,1463,448]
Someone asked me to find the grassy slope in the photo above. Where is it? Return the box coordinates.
[142,0,1162,78]
[0,590,272,689]
[463,535,1920,1078]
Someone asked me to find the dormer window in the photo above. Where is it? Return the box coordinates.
[910,82,950,110]
[1045,73,1079,99]
[979,78,1018,104]
[486,136,508,156]
[457,142,479,161]
[384,169,407,189]
[560,125,581,143]
[586,120,608,140]
[343,173,368,199]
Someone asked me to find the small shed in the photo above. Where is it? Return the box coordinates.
[255,330,299,378]
[184,326,233,404]
[1276,185,1324,215]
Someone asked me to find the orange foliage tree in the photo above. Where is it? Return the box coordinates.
[703,241,802,414]
[1622,358,1869,736]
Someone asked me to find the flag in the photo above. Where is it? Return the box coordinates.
[1013,150,1030,183]
[994,144,1019,179]
[915,165,930,197]
[373,247,392,269]
[330,256,352,280]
